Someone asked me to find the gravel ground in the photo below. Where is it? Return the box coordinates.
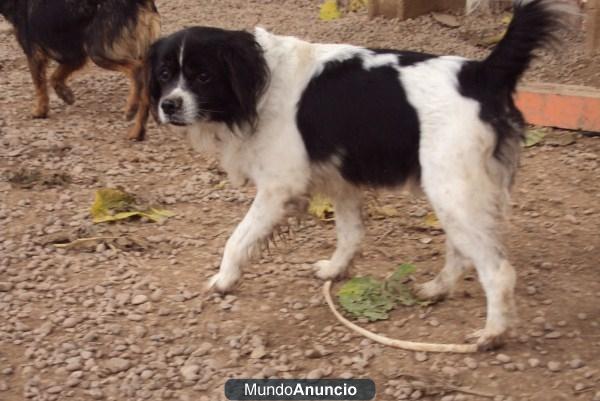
[1,1,600,401]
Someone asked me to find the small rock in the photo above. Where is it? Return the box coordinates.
[250,346,267,359]
[496,354,511,363]
[62,317,78,328]
[306,369,323,380]
[547,361,561,372]
[569,358,584,369]
[464,357,478,370]
[94,285,106,295]
[105,358,131,373]
[131,295,148,305]
[181,365,200,381]
[88,388,105,400]
[0,282,13,292]
[149,289,163,302]
[0,380,8,391]
[46,385,63,394]
[528,358,540,368]
[415,352,428,362]
[65,357,83,371]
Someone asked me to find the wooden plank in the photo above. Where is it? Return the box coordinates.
[369,0,465,20]
[586,0,600,54]
[515,83,600,132]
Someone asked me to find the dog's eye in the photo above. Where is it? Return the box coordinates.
[158,68,171,83]
[196,72,211,84]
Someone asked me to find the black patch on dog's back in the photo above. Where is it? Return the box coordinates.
[296,56,421,187]
[370,48,437,66]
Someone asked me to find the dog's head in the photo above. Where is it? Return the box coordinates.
[148,27,269,130]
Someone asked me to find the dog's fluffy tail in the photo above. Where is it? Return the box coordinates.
[480,0,576,93]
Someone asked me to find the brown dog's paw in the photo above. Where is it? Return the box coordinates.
[32,107,48,119]
[55,86,75,105]
[127,126,145,141]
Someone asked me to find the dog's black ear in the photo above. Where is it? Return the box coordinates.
[221,31,269,130]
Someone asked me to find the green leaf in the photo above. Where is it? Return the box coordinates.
[383,264,419,306]
[524,129,546,147]
[337,277,394,321]
[319,0,341,21]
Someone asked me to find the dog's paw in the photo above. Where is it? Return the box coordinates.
[127,125,145,141]
[206,272,239,294]
[55,86,75,105]
[32,107,48,119]
[314,260,346,280]
[466,328,507,351]
[415,279,448,303]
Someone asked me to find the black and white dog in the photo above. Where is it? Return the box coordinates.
[148,0,571,349]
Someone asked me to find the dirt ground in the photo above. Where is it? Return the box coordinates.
[1,1,599,401]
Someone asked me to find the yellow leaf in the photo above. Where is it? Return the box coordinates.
[424,212,442,229]
[214,180,228,190]
[90,188,175,224]
[371,205,399,220]
[320,0,341,21]
[308,194,335,221]
[477,30,506,47]
[349,0,368,12]
[501,14,512,25]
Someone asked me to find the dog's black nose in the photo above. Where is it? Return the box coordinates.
[161,97,183,115]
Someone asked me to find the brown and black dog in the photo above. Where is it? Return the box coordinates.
[0,0,160,140]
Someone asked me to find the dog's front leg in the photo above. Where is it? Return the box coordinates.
[208,188,290,293]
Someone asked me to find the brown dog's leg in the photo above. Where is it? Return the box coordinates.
[27,49,49,118]
[127,62,150,141]
[124,63,142,121]
[50,60,86,105]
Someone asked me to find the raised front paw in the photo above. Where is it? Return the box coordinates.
[206,271,240,294]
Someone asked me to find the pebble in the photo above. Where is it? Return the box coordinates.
[569,358,584,369]
[464,357,478,370]
[547,361,561,372]
[496,354,511,363]
[88,388,105,400]
[0,282,13,292]
[131,294,148,305]
[105,358,131,373]
[306,369,323,380]
[181,365,200,381]
[46,385,63,394]
[415,352,428,362]
[65,357,83,371]
[62,317,78,328]
[528,358,540,368]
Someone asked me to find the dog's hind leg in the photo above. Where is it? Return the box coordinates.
[314,188,364,280]
[50,59,87,105]
[421,165,517,350]
[416,240,470,302]
[123,63,143,121]
[27,49,49,118]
